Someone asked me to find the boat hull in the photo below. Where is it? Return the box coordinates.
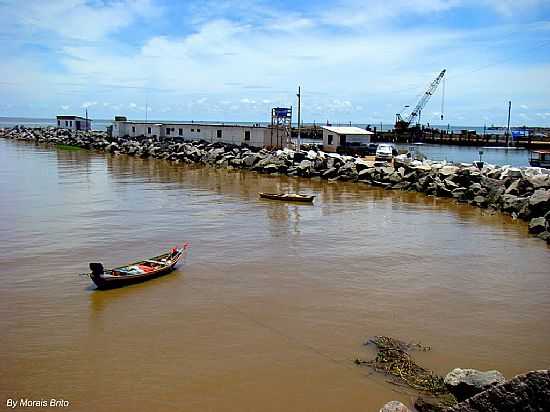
[259,193,314,202]
[91,264,178,290]
[89,246,188,290]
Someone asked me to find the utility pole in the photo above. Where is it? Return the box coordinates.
[506,100,511,147]
[296,86,301,151]
[85,108,88,131]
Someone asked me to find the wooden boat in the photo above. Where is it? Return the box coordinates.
[259,192,314,202]
[87,243,190,290]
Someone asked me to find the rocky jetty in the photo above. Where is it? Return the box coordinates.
[447,370,550,412]
[380,369,549,412]
[2,126,549,242]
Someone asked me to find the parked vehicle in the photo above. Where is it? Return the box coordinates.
[375,143,396,161]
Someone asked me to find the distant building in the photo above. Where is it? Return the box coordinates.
[321,126,374,152]
[111,117,287,148]
[56,115,92,131]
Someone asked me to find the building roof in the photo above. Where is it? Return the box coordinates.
[321,126,374,135]
[114,119,267,129]
[56,115,89,120]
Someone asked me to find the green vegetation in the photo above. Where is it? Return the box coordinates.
[355,336,447,395]
[56,143,82,151]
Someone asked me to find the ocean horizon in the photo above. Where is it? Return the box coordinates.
[0,116,528,134]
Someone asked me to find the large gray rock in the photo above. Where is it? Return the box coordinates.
[528,217,547,234]
[444,368,505,402]
[439,165,459,177]
[447,370,550,412]
[527,174,550,189]
[379,401,410,412]
[322,167,338,179]
[527,189,550,218]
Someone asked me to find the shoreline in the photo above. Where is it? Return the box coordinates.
[1,125,549,244]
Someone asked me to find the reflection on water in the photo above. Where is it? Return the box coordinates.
[1,140,549,412]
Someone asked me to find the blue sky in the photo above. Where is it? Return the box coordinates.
[0,0,549,126]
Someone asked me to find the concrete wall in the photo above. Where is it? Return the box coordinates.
[322,129,371,152]
[57,118,92,131]
[322,129,338,152]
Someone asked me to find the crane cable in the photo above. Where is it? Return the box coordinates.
[440,77,446,121]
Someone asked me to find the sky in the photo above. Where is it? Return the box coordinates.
[0,0,549,126]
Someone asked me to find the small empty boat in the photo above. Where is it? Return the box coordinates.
[259,193,314,202]
[86,243,190,289]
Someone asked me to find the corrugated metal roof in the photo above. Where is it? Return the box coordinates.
[321,126,374,135]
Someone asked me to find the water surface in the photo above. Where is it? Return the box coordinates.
[1,140,548,411]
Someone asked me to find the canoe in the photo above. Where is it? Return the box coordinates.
[259,192,314,202]
[87,243,190,290]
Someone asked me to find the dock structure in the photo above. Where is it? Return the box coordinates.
[111,116,288,149]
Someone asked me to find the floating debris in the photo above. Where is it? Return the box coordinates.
[355,336,447,394]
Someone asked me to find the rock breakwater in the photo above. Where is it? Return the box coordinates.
[2,126,549,243]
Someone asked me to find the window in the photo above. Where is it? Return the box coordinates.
[166,127,171,135]
[328,134,333,145]
[70,121,72,127]
[197,129,200,132]
[191,128,194,132]
[339,134,347,146]
[179,128,183,136]
[65,121,69,126]
[147,127,152,134]
[132,126,135,133]
[57,120,61,126]
[244,130,251,141]
[217,129,222,138]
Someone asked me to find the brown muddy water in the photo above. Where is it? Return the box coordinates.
[1,140,549,411]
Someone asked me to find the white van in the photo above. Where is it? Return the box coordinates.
[375,143,395,161]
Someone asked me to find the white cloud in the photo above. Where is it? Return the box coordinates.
[60,105,70,110]
[81,101,97,108]
[480,0,544,16]
[1,0,161,41]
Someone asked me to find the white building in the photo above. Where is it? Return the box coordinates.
[111,117,288,148]
[321,126,374,152]
[56,115,92,131]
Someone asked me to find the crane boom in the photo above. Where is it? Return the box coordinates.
[395,69,446,130]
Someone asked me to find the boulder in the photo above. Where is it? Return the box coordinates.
[439,165,459,177]
[447,370,550,412]
[501,194,528,214]
[262,164,279,174]
[379,401,410,412]
[444,368,505,402]
[322,167,339,179]
[306,150,317,160]
[527,189,550,218]
[528,217,547,234]
[500,167,523,179]
[243,154,260,168]
[527,174,550,189]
